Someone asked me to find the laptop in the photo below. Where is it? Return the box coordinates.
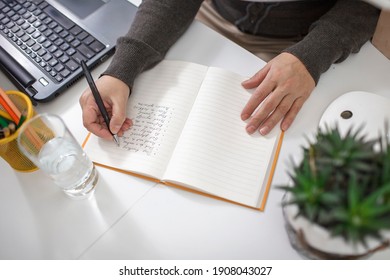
[0,0,137,103]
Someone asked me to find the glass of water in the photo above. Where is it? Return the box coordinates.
[17,113,98,199]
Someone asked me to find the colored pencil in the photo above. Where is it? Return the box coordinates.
[16,110,27,129]
[0,88,21,123]
[0,110,13,121]
[0,115,9,128]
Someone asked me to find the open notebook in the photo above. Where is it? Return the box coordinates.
[83,60,284,210]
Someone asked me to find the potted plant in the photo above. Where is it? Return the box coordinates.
[280,125,390,259]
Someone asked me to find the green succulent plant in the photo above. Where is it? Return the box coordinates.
[281,125,390,246]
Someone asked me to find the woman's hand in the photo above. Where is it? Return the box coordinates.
[79,75,133,140]
[241,52,315,135]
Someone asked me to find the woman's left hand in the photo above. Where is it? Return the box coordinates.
[241,52,315,135]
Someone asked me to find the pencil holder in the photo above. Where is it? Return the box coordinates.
[0,90,38,172]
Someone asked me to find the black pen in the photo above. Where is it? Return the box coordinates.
[81,60,119,146]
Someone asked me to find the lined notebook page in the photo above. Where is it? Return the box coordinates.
[84,61,208,179]
[163,67,280,207]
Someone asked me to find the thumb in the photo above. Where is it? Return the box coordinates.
[109,103,127,134]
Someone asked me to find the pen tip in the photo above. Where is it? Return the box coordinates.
[113,134,120,146]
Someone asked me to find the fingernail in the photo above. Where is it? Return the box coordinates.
[246,125,256,134]
[241,114,250,120]
[259,126,269,135]
[111,124,121,134]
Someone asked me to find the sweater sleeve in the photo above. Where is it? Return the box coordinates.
[102,0,204,88]
[284,0,380,84]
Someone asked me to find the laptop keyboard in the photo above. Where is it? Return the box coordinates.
[0,0,106,83]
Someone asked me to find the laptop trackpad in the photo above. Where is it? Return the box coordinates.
[57,0,107,19]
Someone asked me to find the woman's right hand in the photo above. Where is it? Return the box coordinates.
[79,75,133,140]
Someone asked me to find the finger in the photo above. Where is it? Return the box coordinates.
[117,118,133,136]
[241,65,269,89]
[109,98,128,134]
[81,96,98,130]
[280,97,306,131]
[245,88,285,134]
[258,94,295,135]
[89,122,116,140]
[82,105,113,140]
[241,77,276,121]
[80,93,113,140]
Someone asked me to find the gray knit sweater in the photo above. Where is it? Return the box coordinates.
[103,0,380,86]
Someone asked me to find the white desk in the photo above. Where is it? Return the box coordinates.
[1,18,390,259]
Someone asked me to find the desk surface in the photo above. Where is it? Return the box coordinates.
[1,17,390,259]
